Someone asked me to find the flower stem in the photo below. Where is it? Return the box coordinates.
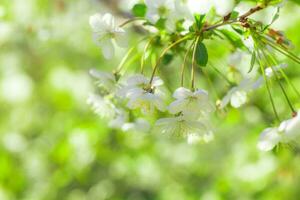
[115,47,135,73]
[119,17,145,28]
[149,35,191,84]
[260,47,296,113]
[181,41,195,87]
[141,37,156,74]
[257,51,280,122]
[253,36,280,122]
[191,36,201,91]
[261,36,300,64]
[262,45,300,100]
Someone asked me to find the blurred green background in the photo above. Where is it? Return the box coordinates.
[1,0,300,199]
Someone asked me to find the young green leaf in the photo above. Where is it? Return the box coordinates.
[132,4,147,17]
[248,51,256,73]
[194,14,206,31]
[196,42,208,67]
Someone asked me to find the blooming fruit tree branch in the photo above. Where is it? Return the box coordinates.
[88,0,300,150]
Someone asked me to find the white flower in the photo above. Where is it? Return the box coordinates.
[89,13,127,59]
[155,115,213,138]
[257,113,300,151]
[168,87,215,118]
[220,78,259,109]
[89,69,118,92]
[119,74,166,114]
[87,94,116,119]
[145,0,175,23]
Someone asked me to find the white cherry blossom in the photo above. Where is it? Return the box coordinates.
[89,13,127,59]
[220,78,261,109]
[258,113,300,151]
[168,87,215,118]
[155,115,213,139]
[119,74,166,114]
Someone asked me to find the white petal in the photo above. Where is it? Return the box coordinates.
[87,94,115,119]
[155,117,178,135]
[252,77,264,89]
[127,74,148,86]
[173,87,191,99]
[187,0,212,14]
[126,87,144,99]
[114,32,128,48]
[167,100,185,114]
[99,38,115,59]
[102,13,115,28]
[153,95,166,112]
[220,88,235,109]
[257,128,281,151]
[230,90,247,108]
[212,0,234,16]
[285,114,300,139]
[152,76,164,87]
[89,13,103,31]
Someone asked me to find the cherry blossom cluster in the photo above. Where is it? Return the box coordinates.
[87,0,300,148]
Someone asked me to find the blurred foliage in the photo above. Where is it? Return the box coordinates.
[1,0,300,199]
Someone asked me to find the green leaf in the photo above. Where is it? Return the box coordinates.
[162,53,174,65]
[196,42,208,67]
[194,14,206,30]
[132,4,147,17]
[248,51,256,73]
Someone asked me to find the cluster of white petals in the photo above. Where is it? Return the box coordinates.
[88,70,152,133]
[155,87,215,142]
[220,63,288,109]
[168,87,214,117]
[119,74,166,114]
[258,113,300,151]
[89,13,127,59]
[220,78,261,109]
[87,1,299,149]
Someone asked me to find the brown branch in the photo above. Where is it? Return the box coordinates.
[203,5,265,32]
[239,5,263,22]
